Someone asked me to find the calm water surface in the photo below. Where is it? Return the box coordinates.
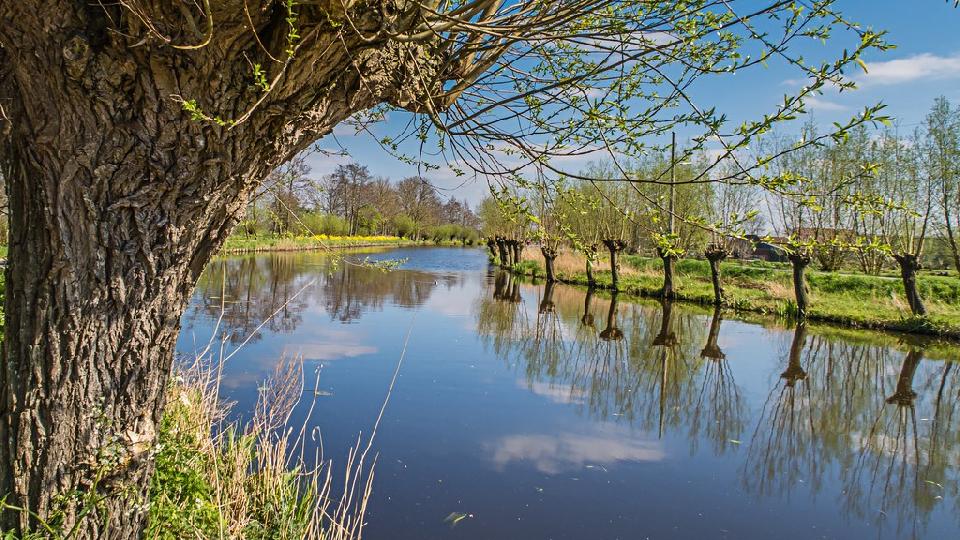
[177,247,960,540]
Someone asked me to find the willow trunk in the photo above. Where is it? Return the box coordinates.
[788,253,811,319]
[894,253,927,316]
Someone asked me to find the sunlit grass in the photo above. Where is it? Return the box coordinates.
[507,249,960,336]
[221,233,414,253]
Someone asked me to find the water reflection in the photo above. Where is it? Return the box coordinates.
[475,270,960,537]
[179,252,960,539]
[489,425,666,474]
[692,309,743,454]
[185,252,462,343]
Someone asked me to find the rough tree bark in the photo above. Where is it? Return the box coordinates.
[602,239,626,290]
[511,239,525,266]
[894,253,927,316]
[495,236,510,266]
[704,245,727,306]
[0,1,444,536]
[541,246,558,283]
[788,251,812,319]
[657,247,677,300]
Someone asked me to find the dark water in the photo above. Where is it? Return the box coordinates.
[177,247,960,540]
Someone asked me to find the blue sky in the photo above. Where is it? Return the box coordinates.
[307,1,960,206]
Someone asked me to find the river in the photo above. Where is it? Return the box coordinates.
[177,246,960,540]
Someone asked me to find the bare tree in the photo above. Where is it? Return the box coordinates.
[922,97,960,275]
[764,130,820,318]
[706,165,763,305]
[397,176,441,239]
[886,129,934,316]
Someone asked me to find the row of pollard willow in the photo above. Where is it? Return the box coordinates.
[485,236,934,323]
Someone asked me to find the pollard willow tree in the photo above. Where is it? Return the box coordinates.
[0,0,890,536]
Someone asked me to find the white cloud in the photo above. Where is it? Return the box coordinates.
[860,52,960,86]
[780,52,960,91]
[488,426,665,474]
[804,96,848,112]
[522,380,586,405]
[281,328,377,361]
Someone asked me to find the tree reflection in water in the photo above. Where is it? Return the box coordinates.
[841,347,960,539]
[689,308,744,454]
[743,323,823,500]
[186,252,456,344]
[475,276,960,535]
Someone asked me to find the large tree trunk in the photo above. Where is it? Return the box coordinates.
[0,126,251,537]
[894,253,927,316]
[788,251,812,319]
[705,246,727,306]
[0,2,433,535]
[602,239,626,290]
[512,239,524,266]
[496,237,510,266]
[541,246,558,283]
[657,248,677,300]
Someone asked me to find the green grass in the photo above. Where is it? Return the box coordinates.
[221,233,418,253]
[509,254,960,338]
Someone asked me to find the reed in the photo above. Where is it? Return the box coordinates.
[148,355,374,540]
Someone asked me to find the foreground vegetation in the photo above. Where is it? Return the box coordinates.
[504,249,960,338]
[148,359,372,540]
[0,355,372,539]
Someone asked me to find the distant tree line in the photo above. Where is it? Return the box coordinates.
[239,158,481,244]
[481,97,960,319]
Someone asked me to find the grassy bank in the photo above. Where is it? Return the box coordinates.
[222,233,419,253]
[505,249,960,338]
[149,360,371,539]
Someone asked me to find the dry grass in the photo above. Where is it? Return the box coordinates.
[763,281,793,300]
[149,355,374,540]
[519,248,640,277]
